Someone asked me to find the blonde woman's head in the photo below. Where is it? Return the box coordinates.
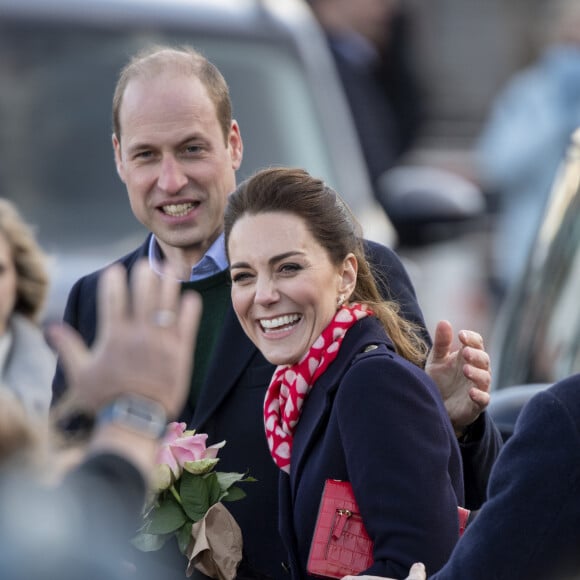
[0,199,50,329]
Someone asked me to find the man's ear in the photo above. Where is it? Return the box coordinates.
[229,120,244,171]
[339,253,358,299]
[112,133,125,182]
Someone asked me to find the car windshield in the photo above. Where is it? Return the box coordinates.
[0,21,336,251]
[493,155,580,388]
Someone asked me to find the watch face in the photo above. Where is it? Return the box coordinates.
[100,395,167,438]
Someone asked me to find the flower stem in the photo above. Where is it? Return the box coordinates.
[169,485,183,506]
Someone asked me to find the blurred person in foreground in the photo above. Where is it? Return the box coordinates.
[0,198,55,416]
[52,45,497,579]
[346,371,580,580]
[224,167,465,578]
[0,260,201,580]
[476,0,580,304]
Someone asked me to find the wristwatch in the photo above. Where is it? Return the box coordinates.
[96,394,168,439]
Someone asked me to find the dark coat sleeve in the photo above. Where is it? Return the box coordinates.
[458,412,503,510]
[431,374,580,580]
[51,274,99,404]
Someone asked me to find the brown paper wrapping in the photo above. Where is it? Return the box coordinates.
[186,502,243,580]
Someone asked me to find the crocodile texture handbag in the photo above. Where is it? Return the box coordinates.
[306,479,373,579]
[307,479,471,579]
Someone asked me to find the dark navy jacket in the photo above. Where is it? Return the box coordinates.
[279,315,464,579]
[431,373,580,580]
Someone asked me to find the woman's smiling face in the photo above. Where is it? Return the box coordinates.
[228,211,356,366]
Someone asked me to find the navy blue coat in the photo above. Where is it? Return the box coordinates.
[431,373,580,580]
[52,236,499,579]
[280,316,464,580]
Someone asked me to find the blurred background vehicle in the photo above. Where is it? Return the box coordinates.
[0,0,563,340]
[0,0,482,323]
[0,0,389,320]
[488,126,580,440]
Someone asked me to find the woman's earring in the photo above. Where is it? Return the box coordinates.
[337,295,345,308]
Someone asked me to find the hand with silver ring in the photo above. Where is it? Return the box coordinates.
[48,259,202,419]
[153,309,176,327]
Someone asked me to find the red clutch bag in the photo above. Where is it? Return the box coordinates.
[307,479,471,579]
[307,479,373,579]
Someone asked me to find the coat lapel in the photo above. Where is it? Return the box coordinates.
[288,318,391,493]
[289,366,341,491]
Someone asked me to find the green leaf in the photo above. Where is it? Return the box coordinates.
[204,472,223,505]
[180,472,210,521]
[222,485,247,502]
[132,531,170,552]
[215,471,246,491]
[176,521,193,555]
[146,497,188,534]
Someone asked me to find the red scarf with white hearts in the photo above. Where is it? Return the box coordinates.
[263,303,371,473]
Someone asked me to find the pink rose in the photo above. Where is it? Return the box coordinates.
[153,422,225,491]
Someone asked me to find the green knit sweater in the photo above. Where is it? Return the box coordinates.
[181,270,231,410]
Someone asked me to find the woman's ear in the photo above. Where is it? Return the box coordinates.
[338,253,357,300]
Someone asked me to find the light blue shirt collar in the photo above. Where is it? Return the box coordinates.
[148,233,228,282]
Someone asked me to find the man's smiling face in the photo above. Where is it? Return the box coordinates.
[113,71,242,265]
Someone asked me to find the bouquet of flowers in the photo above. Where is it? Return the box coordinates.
[133,422,254,579]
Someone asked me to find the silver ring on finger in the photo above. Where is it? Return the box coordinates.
[153,309,176,328]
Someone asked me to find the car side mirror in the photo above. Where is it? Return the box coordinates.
[377,165,486,247]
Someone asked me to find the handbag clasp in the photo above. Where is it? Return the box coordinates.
[332,508,352,539]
